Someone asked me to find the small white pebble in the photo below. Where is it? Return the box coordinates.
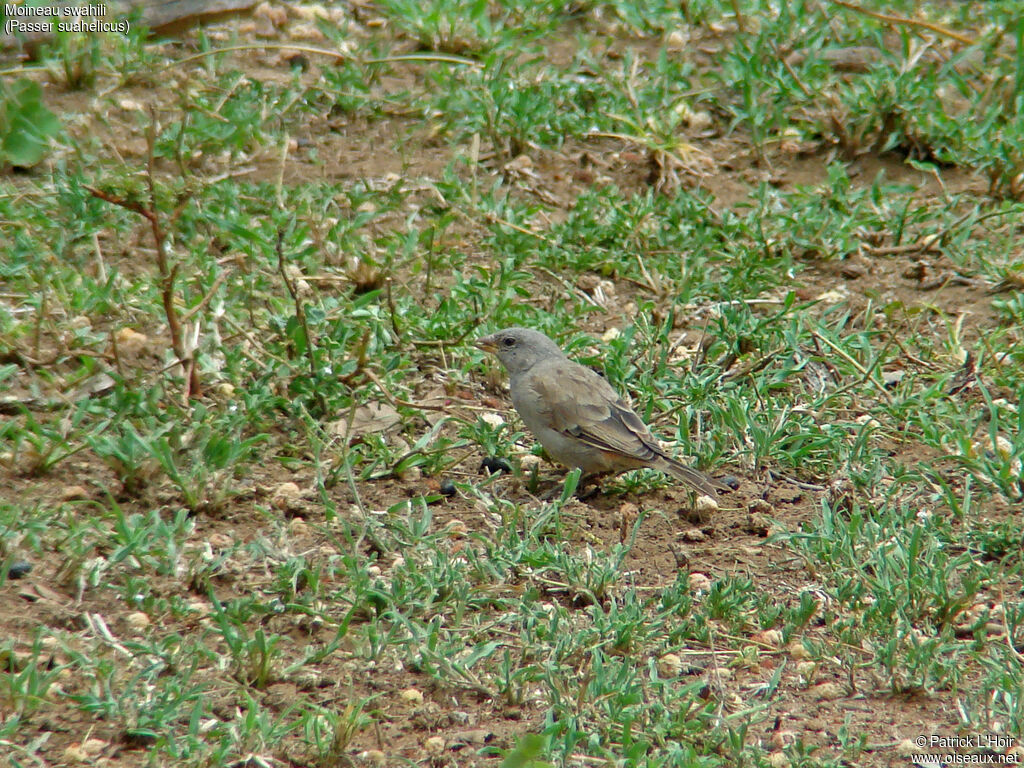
[695,495,719,513]
[63,745,89,763]
[657,653,683,677]
[480,412,505,428]
[751,629,782,647]
[399,688,423,704]
[994,435,1013,459]
[688,572,712,593]
[796,661,817,682]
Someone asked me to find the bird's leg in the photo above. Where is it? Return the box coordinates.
[538,482,566,501]
[575,471,612,500]
[537,472,603,501]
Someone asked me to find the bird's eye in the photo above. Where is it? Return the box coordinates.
[502,337,515,347]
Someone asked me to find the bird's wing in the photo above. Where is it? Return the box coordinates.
[525,360,662,462]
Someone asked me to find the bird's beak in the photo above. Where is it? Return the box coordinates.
[474,334,498,353]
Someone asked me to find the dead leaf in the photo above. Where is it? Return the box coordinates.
[328,402,401,440]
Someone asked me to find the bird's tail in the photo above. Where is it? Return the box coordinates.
[654,455,730,497]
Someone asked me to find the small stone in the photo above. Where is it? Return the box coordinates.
[254,1,287,26]
[665,28,689,50]
[360,750,387,765]
[787,641,810,660]
[446,519,469,538]
[126,612,150,630]
[439,478,456,497]
[451,728,492,745]
[503,154,533,174]
[399,687,423,704]
[82,738,108,757]
[752,629,782,647]
[208,533,233,549]
[424,736,446,755]
[695,495,719,513]
[688,110,714,132]
[115,327,149,355]
[601,327,621,342]
[770,731,797,749]
[519,454,543,470]
[657,653,683,677]
[688,572,711,593]
[480,412,505,428]
[272,482,303,510]
[796,661,817,682]
[708,665,733,681]
[811,682,844,700]
[292,3,330,20]
[768,751,790,768]
[854,414,881,429]
[289,22,325,41]
[480,457,512,475]
[680,528,705,542]
[122,729,158,748]
[397,465,421,482]
[63,745,89,763]
[61,485,90,501]
[815,288,847,304]
[7,561,32,579]
[994,435,1014,459]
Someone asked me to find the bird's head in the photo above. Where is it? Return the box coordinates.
[474,327,565,374]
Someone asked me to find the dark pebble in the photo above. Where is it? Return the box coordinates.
[439,478,457,497]
[721,475,741,490]
[122,729,159,748]
[7,561,32,579]
[480,457,512,475]
[285,54,309,72]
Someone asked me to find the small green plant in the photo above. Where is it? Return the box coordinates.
[211,599,285,689]
[302,700,375,765]
[0,79,61,168]
[43,26,102,88]
[0,635,66,719]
